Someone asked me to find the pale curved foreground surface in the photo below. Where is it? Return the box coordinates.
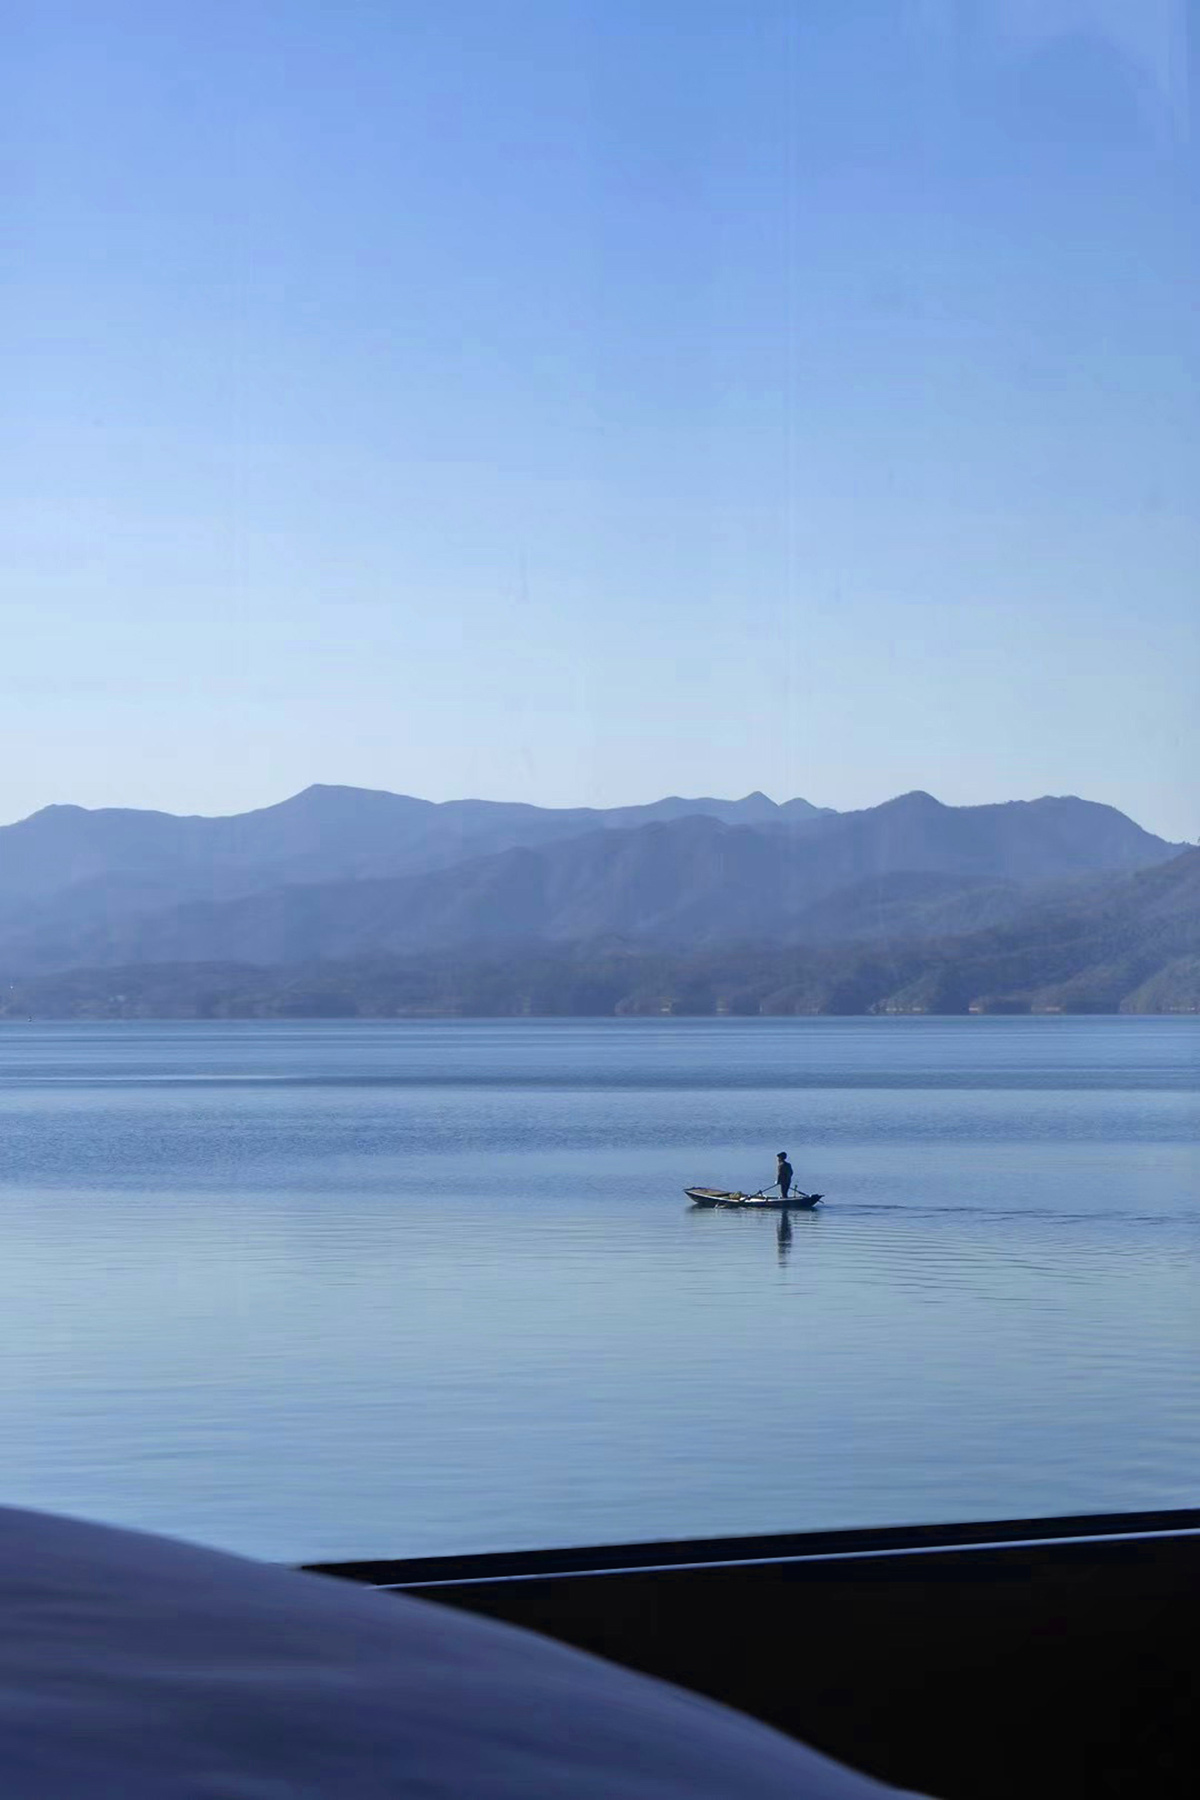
[0,1505,928,1797]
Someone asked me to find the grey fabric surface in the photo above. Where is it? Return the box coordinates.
[0,1505,928,1796]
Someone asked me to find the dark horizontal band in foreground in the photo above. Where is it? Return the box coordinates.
[305,1506,1200,1799]
[304,1502,1200,1588]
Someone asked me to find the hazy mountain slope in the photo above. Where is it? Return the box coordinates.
[804,791,1176,884]
[6,849,1197,1018]
[1,820,787,970]
[870,846,1200,1015]
[783,870,1032,941]
[0,793,1181,974]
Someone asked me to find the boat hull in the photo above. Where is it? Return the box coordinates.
[686,1188,824,1211]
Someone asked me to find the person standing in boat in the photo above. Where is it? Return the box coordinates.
[775,1152,793,1199]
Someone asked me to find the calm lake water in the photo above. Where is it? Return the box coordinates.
[1,1017,1197,1563]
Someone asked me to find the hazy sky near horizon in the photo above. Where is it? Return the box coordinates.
[4,1,1198,839]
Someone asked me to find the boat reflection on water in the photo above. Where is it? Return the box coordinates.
[685,1190,824,1265]
[777,1205,826,1264]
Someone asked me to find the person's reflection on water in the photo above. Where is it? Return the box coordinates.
[776,1210,792,1264]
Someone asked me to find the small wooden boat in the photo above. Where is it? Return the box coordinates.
[686,1187,824,1210]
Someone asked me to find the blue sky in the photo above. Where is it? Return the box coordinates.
[3,1,1197,838]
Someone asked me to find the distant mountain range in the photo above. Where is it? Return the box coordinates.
[0,785,829,905]
[0,784,1190,1012]
[4,846,1196,1019]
